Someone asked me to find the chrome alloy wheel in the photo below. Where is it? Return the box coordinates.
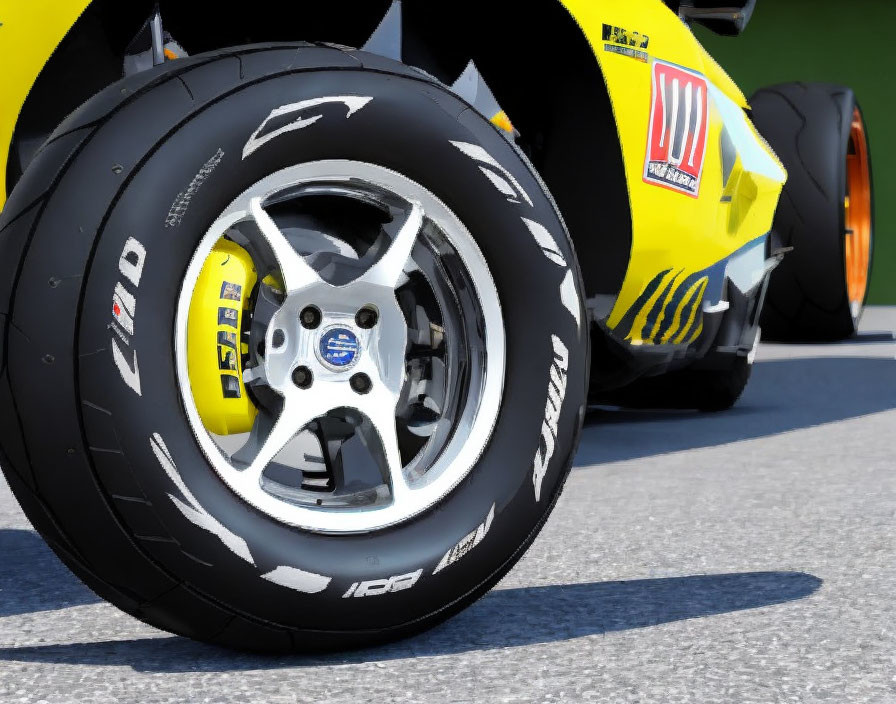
[175,161,505,533]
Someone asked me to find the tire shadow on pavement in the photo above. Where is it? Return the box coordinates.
[0,570,820,670]
[576,356,896,466]
[0,529,100,617]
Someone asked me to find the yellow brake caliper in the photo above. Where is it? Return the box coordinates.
[187,238,259,435]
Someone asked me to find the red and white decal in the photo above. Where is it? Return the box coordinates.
[643,60,709,198]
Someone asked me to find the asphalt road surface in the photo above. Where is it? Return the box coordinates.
[1,308,894,704]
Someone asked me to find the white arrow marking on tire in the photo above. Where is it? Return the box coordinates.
[449,141,534,206]
[150,433,332,592]
[522,218,567,267]
[260,566,331,594]
[242,96,374,159]
[452,143,581,331]
[559,270,581,328]
[151,433,255,565]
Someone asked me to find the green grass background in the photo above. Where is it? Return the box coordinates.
[695,1,894,303]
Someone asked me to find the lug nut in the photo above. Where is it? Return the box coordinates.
[292,366,313,389]
[300,306,322,329]
[355,306,378,329]
[349,372,372,394]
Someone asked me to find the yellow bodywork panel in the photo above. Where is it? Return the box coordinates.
[187,239,258,435]
[561,0,786,344]
[2,0,785,355]
[0,0,90,207]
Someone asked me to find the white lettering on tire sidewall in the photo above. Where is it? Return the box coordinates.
[110,237,146,396]
[342,569,423,598]
[450,140,578,501]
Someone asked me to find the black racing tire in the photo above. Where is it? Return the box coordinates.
[0,45,588,652]
[600,357,751,413]
[750,83,874,342]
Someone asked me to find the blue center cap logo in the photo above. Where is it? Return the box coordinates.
[318,327,361,370]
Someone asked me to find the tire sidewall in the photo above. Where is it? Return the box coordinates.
[77,67,586,631]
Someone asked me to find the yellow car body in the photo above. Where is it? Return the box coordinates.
[562,0,785,346]
[0,0,91,202]
[1,0,785,356]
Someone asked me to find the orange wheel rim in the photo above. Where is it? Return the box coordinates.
[844,106,872,314]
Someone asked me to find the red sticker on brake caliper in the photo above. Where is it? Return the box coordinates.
[643,60,709,198]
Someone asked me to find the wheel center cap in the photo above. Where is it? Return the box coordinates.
[317,325,361,371]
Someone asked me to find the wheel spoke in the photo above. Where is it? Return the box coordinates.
[239,394,331,482]
[358,202,424,289]
[357,387,411,502]
[249,197,323,292]
[242,364,267,386]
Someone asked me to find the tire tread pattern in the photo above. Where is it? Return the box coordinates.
[750,82,861,341]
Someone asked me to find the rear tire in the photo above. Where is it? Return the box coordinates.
[750,83,874,341]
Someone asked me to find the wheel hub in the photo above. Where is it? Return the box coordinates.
[260,276,408,400]
[317,325,361,371]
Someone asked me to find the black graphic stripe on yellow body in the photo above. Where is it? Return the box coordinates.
[614,265,719,346]
[654,270,707,343]
[615,268,672,340]
[641,270,681,341]
[669,277,707,344]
